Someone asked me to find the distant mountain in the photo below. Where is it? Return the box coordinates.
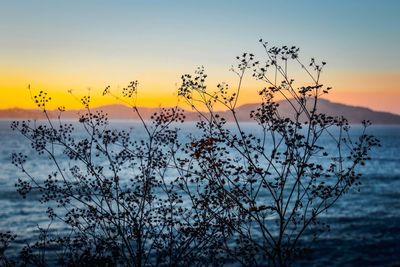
[1,99,400,124]
[231,99,400,124]
[0,105,155,120]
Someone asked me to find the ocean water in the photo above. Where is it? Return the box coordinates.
[0,120,399,266]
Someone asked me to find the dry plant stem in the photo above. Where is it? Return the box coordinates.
[6,42,379,267]
[177,42,378,266]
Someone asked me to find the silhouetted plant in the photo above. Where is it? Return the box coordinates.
[10,85,227,266]
[0,231,16,267]
[176,40,380,266]
[7,41,379,266]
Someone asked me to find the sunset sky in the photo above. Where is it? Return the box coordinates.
[1,0,399,113]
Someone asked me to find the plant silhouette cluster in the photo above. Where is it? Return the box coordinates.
[4,41,379,267]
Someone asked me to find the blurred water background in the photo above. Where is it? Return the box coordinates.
[0,120,399,266]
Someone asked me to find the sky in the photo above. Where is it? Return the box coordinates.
[0,0,399,113]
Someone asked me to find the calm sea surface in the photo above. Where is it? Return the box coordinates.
[0,120,399,266]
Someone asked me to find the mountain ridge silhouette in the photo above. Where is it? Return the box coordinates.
[1,99,400,124]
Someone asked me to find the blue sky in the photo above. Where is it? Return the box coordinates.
[1,0,399,70]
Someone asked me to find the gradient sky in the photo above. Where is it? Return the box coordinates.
[1,0,399,113]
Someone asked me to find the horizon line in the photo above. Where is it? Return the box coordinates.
[1,98,400,116]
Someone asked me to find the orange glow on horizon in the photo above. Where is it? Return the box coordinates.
[1,68,399,115]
